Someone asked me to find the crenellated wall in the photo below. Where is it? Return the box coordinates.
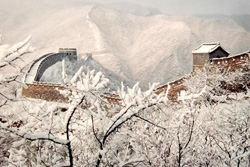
[22,83,69,102]
[22,52,249,104]
[22,83,122,104]
[24,49,78,84]
[210,53,249,68]
[155,75,191,102]
[193,53,249,71]
[35,53,76,81]
[157,52,249,101]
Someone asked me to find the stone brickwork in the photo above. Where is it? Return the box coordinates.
[22,83,69,102]
[210,52,249,68]
[25,49,77,83]
[35,53,74,81]
[193,53,210,66]
[155,76,189,101]
[158,52,249,102]
[59,48,77,60]
[193,52,249,71]
[22,83,122,104]
[22,52,249,104]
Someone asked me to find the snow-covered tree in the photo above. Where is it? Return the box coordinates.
[0,35,34,102]
[0,36,34,166]
[0,37,249,167]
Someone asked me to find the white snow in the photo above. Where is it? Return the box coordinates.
[86,7,105,51]
[1,0,250,85]
[192,43,220,54]
[62,59,67,84]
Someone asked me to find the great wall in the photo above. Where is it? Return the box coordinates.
[22,47,250,104]
[24,49,77,84]
[156,52,249,100]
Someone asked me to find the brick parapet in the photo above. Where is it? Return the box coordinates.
[22,83,69,102]
[22,53,249,104]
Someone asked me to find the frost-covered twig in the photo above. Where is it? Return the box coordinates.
[0,124,69,145]
[62,59,68,84]
[65,95,85,167]
[0,35,34,68]
[91,115,102,147]
[134,115,167,131]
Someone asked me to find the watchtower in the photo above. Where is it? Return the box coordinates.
[192,42,229,69]
[59,48,77,61]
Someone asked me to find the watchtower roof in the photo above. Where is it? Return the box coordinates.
[192,42,229,54]
[59,48,77,51]
[59,48,77,56]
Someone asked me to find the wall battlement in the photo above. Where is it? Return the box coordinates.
[59,48,77,56]
[158,52,249,101]
[22,52,250,103]
[193,53,249,71]
[24,49,78,83]
[22,83,69,102]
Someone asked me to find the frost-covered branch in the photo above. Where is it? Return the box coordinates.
[62,59,68,84]
[2,53,249,166]
[134,115,167,131]
[91,115,102,147]
[0,35,34,111]
[69,68,109,92]
[0,124,69,145]
[0,35,34,68]
[65,95,85,167]
[91,82,170,166]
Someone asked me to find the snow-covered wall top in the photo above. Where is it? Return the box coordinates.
[24,52,76,83]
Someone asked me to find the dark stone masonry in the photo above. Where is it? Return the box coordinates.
[22,47,250,103]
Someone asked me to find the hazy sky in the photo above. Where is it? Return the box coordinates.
[91,0,250,15]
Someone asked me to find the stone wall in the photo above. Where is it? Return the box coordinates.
[210,53,249,67]
[155,76,189,101]
[22,53,249,104]
[159,52,249,101]
[35,53,76,81]
[22,83,122,104]
[193,53,209,66]
[193,53,249,71]
[22,83,69,102]
[59,48,77,58]
[193,47,229,66]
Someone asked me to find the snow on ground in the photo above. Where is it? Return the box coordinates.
[1,0,250,86]
[86,7,105,51]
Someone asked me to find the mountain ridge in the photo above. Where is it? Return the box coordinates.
[0,1,249,86]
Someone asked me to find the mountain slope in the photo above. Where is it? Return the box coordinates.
[40,55,135,91]
[88,6,250,83]
[0,0,250,86]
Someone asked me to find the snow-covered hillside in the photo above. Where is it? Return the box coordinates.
[40,55,135,91]
[195,14,250,32]
[0,0,250,86]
